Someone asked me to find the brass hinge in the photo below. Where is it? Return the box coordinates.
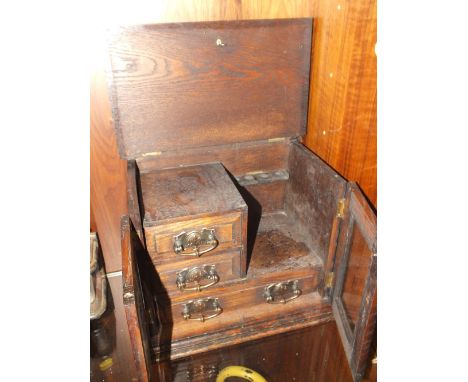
[267,137,286,143]
[336,198,346,218]
[325,272,334,289]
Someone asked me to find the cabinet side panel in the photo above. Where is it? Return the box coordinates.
[285,142,347,264]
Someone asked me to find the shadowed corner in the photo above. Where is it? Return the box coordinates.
[223,166,262,272]
[130,221,175,381]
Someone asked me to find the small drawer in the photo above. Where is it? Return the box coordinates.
[157,250,241,298]
[145,212,242,263]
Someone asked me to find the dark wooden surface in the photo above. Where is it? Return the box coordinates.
[136,139,290,176]
[90,273,375,381]
[331,183,377,381]
[91,0,377,273]
[306,0,377,206]
[140,163,246,224]
[146,206,330,360]
[107,19,311,158]
[90,274,139,382]
[121,216,153,381]
[91,70,127,272]
[145,212,243,259]
[90,2,377,380]
[163,321,357,382]
[285,142,347,267]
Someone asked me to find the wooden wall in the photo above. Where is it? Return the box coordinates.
[90,0,377,272]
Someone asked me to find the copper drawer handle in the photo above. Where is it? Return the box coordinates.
[176,265,220,292]
[264,280,301,304]
[182,297,222,322]
[173,228,218,257]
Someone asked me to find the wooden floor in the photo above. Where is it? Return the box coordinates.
[91,272,376,382]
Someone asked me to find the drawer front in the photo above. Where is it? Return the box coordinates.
[157,250,241,298]
[145,212,242,263]
[167,275,319,341]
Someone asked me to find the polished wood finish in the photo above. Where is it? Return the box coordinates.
[106,19,311,158]
[156,249,241,297]
[166,293,332,361]
[146,213,242,260]
[91,0,377,274]
[90,70,127,272]
[305,0,377,206]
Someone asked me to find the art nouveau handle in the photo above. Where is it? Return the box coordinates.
[182,298,222,322]
[173,228,218,257]
[176,265,220,292]
[264,280,301,304]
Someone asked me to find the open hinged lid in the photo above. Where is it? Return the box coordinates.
[106,18,312,160]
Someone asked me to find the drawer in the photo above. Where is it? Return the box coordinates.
[145,212,243,263]
[156,249,241,298]
[163,275,319,342]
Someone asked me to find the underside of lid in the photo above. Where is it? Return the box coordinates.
[106,18,313,159]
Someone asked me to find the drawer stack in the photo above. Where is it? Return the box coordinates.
[138,162,327,360]
[140,163,248,325]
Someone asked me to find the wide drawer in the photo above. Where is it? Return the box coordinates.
[164,274,319,341]
[145,212,243,264]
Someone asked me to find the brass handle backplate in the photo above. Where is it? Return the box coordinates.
[182,297,222,322]
[264,280,301,304]
[173,228,218,257]
[176,265,219,292]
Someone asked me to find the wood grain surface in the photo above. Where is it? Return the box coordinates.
[91,0,376,272]
[168,322,353,382]
[136,139,290,176]
[107,19,311,158]
[140,163,246,224]
[331,183,377,381]
[91,70,127,272]
[305,0,377,206]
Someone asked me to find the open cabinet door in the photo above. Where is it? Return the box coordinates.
[331,183,377,381]
[122,215,160,382]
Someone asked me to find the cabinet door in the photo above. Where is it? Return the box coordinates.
[122,216,160,382]
[331,183,377,381]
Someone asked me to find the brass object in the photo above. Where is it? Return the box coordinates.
[176,265,220,292]
[336,198,346,218]
[264,280,301,304]
[173,228,218,257]
[325,272,334,289]
[182,297,222,322]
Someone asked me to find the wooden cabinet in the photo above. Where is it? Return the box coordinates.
[107,19,376,382]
